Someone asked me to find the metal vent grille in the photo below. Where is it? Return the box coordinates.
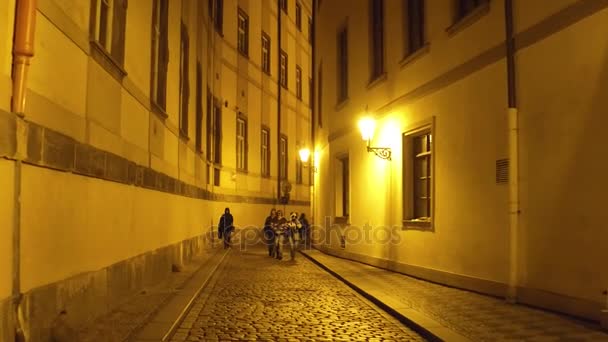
[496,159,509,184]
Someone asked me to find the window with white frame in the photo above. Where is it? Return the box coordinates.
[296,2,302,30]
[261,127,270,177]
[262,32,271,74]
[91,0,127,65]
[403,121,434,228]
[335,156,349,217]
[151,0,168,110]
[237,9,249,56]
[280,50,288,88]
[296,65,302,99]
[236,115,248,171]
[280,135,288,180]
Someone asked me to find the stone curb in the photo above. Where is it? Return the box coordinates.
[131,248,231,342]
[300,248,472,342]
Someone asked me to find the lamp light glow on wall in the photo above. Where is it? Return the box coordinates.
[358,115,392,161]
[299,147,317,172]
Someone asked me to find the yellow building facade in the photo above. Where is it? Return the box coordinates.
[312,0,608,324]
[0,0,312,340]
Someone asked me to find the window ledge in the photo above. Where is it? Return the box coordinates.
[335,97,349,111]
[238,50,249,59]
[237,169,248,174]
[400,44,430,69]
[89,40,127,82]
[403,219,433,230]
[179,130,190,142]
[151,101,169,120]
[334,216,349,225]
[367,72,387,90]
[446,2,491,37]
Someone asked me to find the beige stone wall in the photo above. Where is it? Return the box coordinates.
[0,0,311,334]
[0,159,14,302]
[517,7,608,304]
[313,0,608,320]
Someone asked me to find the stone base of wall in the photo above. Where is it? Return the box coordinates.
[19,235,212,341]
[316,245,602,323]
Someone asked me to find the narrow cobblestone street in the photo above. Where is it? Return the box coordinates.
[168,246,425,341]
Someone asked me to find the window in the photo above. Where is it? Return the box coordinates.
[179,22,190,139]
[308,17,313,44]
[309,77,313,106]
[296,156,303,184]
[404,0,425,56]
[210,0,223,33]
[261,127,270,177]
[403,123,434,228]
[280,135,288,180]
[151,0,169,111]
[236,115,248,171]
[318,64,323,127]
[213,100,222,165]
[336,156,349,217]
[295,2,302,31]
[91,0,127,65]
[207,95,222,164]
[280,50,288,88]
[195,62,203,152]
[296,65,302,100]
[237,9,249,56]
[280,0,288,13]
[337,26,348,102]
[262,32,271,74]
[370,0,384,80]
[455,0,487,22]
[206,90,213,162]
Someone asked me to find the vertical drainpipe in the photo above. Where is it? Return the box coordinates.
[504,0,520,303]
[12,0,37,340]
[310,0,316,223]
[12,0,37,115]
[277,0,282,203]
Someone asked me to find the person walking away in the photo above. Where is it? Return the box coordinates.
[299,213,310,248]
[263,208,277,257]
[218,208,234,249]
[273,210,288,260]
[286,212,302,260]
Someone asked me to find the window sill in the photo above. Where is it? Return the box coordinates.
[403,219,433,230]
[90,40,127,82]
[400,44,430,69]
[179,130,190,142]
[151,101,169,120]
[335,97,349,111]
[334,216,349,225]
[238,50,249,59]
[446,2,490,37]
[367,72,387,90]
[237,168,248,174]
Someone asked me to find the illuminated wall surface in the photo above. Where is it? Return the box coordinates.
[313,0,608,322]
[0,0,312,339]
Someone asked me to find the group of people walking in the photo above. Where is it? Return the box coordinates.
[263,208,309,260]
[217,207,310,256]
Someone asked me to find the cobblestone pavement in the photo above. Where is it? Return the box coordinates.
[169,246,425,341]
[304,250,608,342]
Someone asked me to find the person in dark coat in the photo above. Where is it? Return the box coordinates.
[299,213,310,248]
[263,208,277,257]
[218,208,234,249]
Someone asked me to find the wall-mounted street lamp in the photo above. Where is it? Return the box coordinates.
[299,147,318,172]
[358,116,392,161]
